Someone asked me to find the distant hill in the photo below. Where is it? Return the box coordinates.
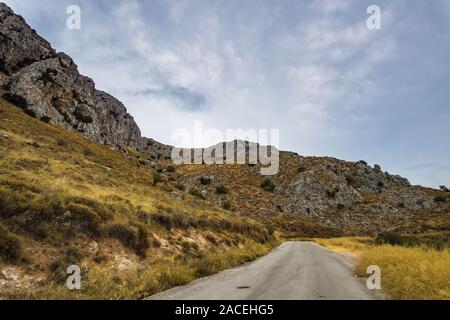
[172,149,449,235]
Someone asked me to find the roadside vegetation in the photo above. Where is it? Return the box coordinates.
[315,233,450,300]
[21,240,278,300]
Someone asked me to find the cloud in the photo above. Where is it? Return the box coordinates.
[3,0,450,188]
[133,85,207,112]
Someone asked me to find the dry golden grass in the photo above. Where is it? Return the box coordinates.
[355,245,450,300]
[21,240,277,300]
[0,98,274,298]
[315,237,450,300]
[314,237,372,253]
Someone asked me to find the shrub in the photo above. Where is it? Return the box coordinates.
[205,233,219,245]
[49,258,70,283]
[65,196,111,220]
[65,246,84,261]
[40,116,51,123]
[171,212,193,229]
[3,93,28,109]
[65,202,101,235]
[175,183,185,191]
[83,148,94,156]
[298,166,306,173]
[434,196,446,203]
[375,231,404,246]
[153,173,163,186]
[153,214,173,230]
[0,230,23,263]
[107,224,137,248]
[216,185,229,195]
[345,175,354,185]
[0,187,29,218]
[222,201,231,210]
[93,254,108,264]
[337,203,345,210]
[56,139,68,147]
[188,188,205,200]
[23,108,36,118]
[135,227,150,258]
[439,185,449,192]
[377,181,385,188]
[199,177,211,185]
[326,189,337,199]
[261,179,275,192]
[166,166,176,173]
[266,224,276,235]
[49,247,84,283]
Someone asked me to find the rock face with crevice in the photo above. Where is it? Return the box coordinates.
[0,3,171,159]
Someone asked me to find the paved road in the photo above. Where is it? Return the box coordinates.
[148,241,382,300]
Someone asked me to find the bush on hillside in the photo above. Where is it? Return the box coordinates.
[107,224,137,249]
[199,177,211,185]
[375,231,404,246]
[65,202,101,235]
[0,228,23,263]
[216,185,229,195]
[166,165,176,173]
[188,188,205,199]
[3,93,28,109]
[434,196,446,203]
[261,179,275,192]
[153,173,163,186]
[222,201,231,210]
[175,183,186,191]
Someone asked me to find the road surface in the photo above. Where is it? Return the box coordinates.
[148,241,382,300]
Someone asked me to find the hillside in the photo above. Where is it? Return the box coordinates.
[170,148,449,235]
[0,97,278,298]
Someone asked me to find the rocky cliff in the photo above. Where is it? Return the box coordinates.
[0,3,171,159]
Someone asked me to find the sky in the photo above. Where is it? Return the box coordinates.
[4,0,450,188]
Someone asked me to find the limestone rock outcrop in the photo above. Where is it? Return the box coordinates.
[0,3,171,159]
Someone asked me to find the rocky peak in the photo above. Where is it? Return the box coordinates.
[0,3,172,159]
[0,3,55,78]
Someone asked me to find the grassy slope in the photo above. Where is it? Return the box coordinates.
[315,237,450,300]
[0,98,277,299]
